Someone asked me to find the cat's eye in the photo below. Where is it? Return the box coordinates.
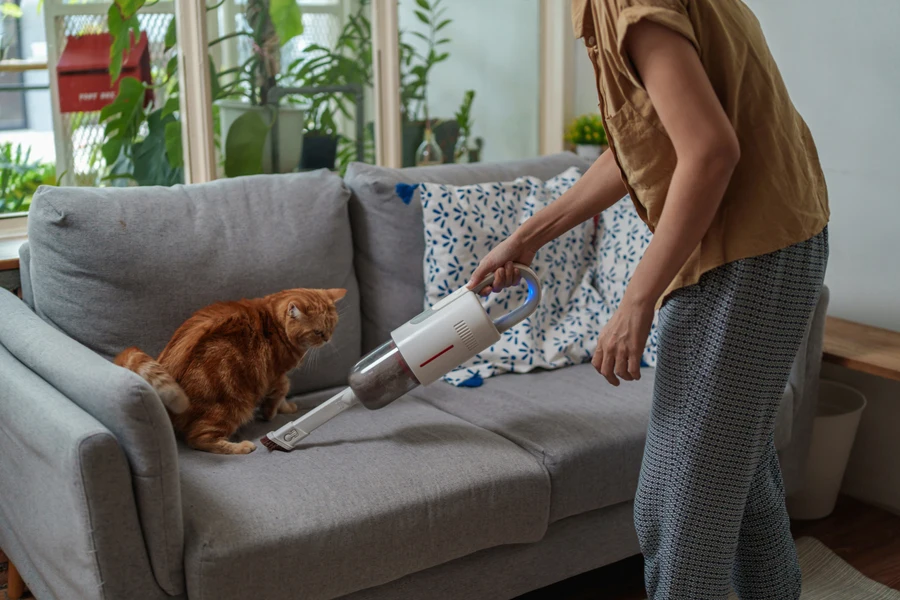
[314,330,326,339]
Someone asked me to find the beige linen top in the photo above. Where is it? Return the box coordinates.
[572,0,830,298]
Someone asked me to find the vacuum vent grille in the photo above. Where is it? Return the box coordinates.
[454,320,479,352]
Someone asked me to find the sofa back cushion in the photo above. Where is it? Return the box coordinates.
[26,171,361,395]
[345,153,591,351]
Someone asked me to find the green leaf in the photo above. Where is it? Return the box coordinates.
[414,10,430,25]
[1,3,24,18]
[435,18,451,31]
[161,97,180,119]
[410,31,429,43]
[269,0,304,47]
[166,56,178,78]
[116,0,143,19]
[132,109,183,186]
[434,52,449,63]
[208,55,221,99]
[100,77,147,164]
[107,5,125,81]
[101,138,124,167]
[414,0,430,9]
[164,16,177,51]
[107,2,144,82]
[224,110,270,177]
[164,119,183,168]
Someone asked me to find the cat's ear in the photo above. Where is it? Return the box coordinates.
[288,303,304,320]
[326,288,347,303]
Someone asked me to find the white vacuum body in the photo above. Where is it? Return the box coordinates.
[262,264,541,451]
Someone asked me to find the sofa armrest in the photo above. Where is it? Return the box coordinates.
[0,342,170,600]
[0,288,184,595]
[780,285,830,494]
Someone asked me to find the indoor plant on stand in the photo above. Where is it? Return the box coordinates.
[566,113,607,161]
[287,1,373,171]
[216,0,305,176]
[101,0,304,184]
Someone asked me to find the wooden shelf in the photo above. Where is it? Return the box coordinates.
[0,237,25,272]
[823,316,900,382]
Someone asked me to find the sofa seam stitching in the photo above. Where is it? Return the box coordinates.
[77,432,114,600]
[129,379,180,594]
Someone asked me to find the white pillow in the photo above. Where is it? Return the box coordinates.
[418,167,607,386]
[594,196,659,367]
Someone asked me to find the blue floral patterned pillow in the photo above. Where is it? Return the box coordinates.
[594,196,660,367]
[417,167,608,386]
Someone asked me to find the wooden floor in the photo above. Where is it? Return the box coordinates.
[2,496,898,600]
[519,496,900,600]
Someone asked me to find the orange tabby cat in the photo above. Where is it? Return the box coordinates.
[115,288,346,454]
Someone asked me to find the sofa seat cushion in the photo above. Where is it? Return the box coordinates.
[178,392,550,600]
[411,364,653,523]
[413,364,797,524]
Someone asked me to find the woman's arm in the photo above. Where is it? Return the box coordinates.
[516,147,627,252]
[594,20,741,386]
[468,148,627,292]
[619,21,740,308]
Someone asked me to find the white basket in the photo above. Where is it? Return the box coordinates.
[787,380,867,520]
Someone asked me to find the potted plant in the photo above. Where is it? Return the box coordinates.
[566,113,608,161]
[453,89,477,163]
[0,142,60,215]
[288,1,373,171]
[215,0,305,176]
[101,0,304,185]
[398,0,457,166]
[287,0,465,169]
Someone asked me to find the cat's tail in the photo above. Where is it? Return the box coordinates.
[114,347,190,414]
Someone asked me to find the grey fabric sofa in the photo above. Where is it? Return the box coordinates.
[0,153,829,600]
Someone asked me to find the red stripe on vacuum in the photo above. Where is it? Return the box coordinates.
[420,345,455,368]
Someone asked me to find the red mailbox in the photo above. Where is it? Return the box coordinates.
[56,32,153,113]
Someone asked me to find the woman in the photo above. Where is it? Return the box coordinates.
[468,1,829,598]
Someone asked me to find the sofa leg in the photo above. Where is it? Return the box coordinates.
[7,559,26,599]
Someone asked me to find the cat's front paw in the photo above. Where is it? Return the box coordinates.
[236,440,257,454]
[278,401,299,414]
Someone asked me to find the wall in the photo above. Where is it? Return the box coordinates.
[399,0,540,162]
[744,0,900,515]
[573,38,599,117]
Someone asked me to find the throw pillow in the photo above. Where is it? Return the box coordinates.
[417,167,608,386]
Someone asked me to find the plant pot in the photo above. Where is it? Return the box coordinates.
[401,119,460,167]
[216,100,305,174]
[300,132,339,171]
[575,144,606,161]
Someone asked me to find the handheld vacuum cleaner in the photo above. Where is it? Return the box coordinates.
[261,264,541,452]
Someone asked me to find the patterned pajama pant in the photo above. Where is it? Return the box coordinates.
[635,228,829,599]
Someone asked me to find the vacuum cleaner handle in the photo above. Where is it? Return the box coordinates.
[470,263,542,333]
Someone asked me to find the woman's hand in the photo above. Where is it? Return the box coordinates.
[592,297,654,386]
[467,235,537,296]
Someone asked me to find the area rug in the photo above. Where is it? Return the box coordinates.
[726,537,900,599]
